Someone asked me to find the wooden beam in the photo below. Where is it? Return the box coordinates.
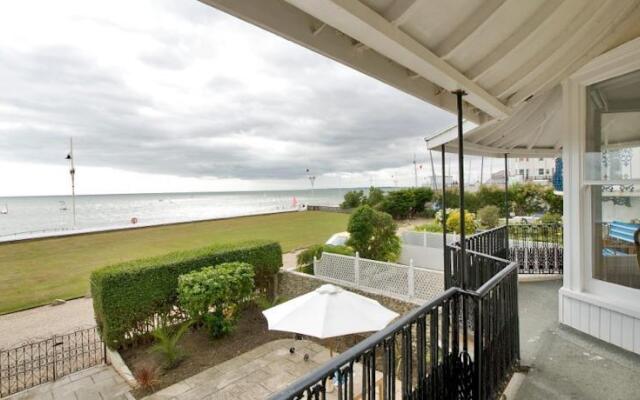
[198,0,486,124]
[286,0,512,119]
[444,141,560,157]
[507,0,640,106]
[467,0,563,82]
[383,0,423,26]
[436,0,506,60]
[490,0,610,100]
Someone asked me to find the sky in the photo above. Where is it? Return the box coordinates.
[0,0,501,196]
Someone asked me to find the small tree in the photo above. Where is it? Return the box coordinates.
[410,187,434,214]
[380,190,415,219]
[446,209,477,234]
[477,205,500,228]
[365,186,385,208]
[347,206,400,261]
[340,190,364,209]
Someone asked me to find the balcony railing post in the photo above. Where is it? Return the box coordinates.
[473,296,483,400]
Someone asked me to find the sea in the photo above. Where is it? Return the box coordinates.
[0,188,352,240]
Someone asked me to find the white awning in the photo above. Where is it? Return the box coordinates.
[200,0,640,152]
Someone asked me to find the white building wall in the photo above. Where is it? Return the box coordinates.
[559,38,640,355]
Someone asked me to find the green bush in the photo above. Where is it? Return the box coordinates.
[539,212,562,225]
[365,186,385,208]
[340,190,364,209]
[380,190,415,219]
[296,244,355,267]
[477,205,500,228]
[446,209,477,234]
[415,222,442,233]
[347,205,400,261]
[91,241,281,349]
[410,187,434,214]
[178,262,254,337]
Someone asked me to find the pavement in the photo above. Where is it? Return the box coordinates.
[143,339,395,400]
[4,365,132,400]
[515,279,640,400]
[0,298,95,349]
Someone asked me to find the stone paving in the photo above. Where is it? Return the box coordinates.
[143,339,376,400]
[4,365,132,400]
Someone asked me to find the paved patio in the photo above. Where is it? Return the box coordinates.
[143,338,384,400]
[4,365,132,400]
[516,280,640,399]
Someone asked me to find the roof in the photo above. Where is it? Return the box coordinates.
[200,0,640,153]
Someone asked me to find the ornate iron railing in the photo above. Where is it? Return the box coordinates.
[270,227,519,400]
[0,326,106,397]
[508,224,563,274]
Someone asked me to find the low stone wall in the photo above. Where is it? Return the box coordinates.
[276,270,420,316]
[306,205,351,213]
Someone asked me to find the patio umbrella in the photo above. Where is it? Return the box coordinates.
[263,284,398,339]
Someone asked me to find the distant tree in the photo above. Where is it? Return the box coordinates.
[477,205,500,228]
[347,206,400,262]
[340,190,364,209]
[364,186,385,208]
[380,190,415,219]
[410,187,434,213]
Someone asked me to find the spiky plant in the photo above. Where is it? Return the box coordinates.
[133,363,160,391]
[150,321,192,369]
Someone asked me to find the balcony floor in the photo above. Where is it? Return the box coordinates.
[516,279,640,399]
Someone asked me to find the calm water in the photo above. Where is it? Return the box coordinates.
[0,189,349,239]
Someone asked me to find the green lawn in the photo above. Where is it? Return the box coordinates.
[0,211,349,314]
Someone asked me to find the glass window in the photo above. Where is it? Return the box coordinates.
[586,69,640,289]
[538,168,544,176]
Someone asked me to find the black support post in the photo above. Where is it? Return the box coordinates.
[455,90,467,273]
[504,153,509,252]
[441,145,448,286]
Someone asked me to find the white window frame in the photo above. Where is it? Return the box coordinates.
[563,37,640,314]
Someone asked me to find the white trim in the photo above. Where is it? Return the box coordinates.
[562,36,640,321]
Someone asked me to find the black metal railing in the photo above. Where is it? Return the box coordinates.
[270,228,519,400]
[508,224,563,274]
[0,326,106,397]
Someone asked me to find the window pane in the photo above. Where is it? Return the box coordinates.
[587,69,640,289]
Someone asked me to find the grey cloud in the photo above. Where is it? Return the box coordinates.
[0,0,455,182]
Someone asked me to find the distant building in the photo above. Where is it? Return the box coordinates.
[510,157,555,182]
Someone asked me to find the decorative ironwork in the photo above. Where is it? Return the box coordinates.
[508,224,563,274]
[0,326,106,397]
[273,228,520,400]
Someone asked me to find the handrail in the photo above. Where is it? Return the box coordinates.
[271,224,520,400]
[270,288,461,399]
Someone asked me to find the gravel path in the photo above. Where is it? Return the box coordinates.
[0,298,95,350]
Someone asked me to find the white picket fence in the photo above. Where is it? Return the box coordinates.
[313,252,444,302]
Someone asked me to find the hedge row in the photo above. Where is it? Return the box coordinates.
[90,240,282,348]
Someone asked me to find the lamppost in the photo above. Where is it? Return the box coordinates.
[306,168,316,203]
[65,138,77,227]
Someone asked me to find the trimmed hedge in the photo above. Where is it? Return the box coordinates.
[90,240,282,348]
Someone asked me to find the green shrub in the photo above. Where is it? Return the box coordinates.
[365,186,385,208]
[477,205,500,228]
[415,222,442,233]
[340,190,364,209]
[410,187,434,214]
[91,241,281,349]
[381,190,415,219]
[150,321,192,369]
[347,205,400,261]
[296,244,355,268]
[177,263,254,338]
[446,209,477,234]
[539,212,562,225]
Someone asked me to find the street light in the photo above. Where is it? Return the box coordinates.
[306,168,316,203]
[66,138,77,227]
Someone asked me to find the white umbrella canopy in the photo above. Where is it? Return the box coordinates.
[263,284,398,339]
